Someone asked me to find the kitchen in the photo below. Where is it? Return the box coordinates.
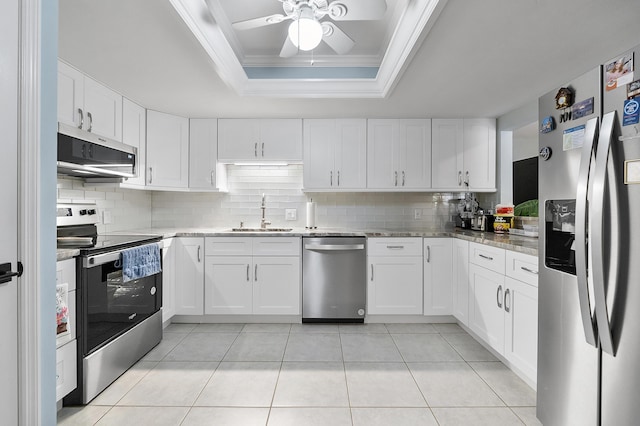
[3,0,640,425]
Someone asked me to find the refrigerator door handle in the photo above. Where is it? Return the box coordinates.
[574,116,599,347]
[591,111,617,356]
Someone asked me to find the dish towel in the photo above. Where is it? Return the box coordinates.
[121,243,162,282]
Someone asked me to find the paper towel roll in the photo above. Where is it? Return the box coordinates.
[306,200,316,229]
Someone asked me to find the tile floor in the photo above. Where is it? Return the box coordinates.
[57,323,542,426]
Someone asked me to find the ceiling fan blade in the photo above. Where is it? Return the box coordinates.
[232,14,287,31]
[279,36,298,58]
[322,22,355,55]
[328,0,387,21]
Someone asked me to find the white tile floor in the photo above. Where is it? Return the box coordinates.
[57,323,542,426]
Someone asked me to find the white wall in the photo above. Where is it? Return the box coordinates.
[513,121,539,162]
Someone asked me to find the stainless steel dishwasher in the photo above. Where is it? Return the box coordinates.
[302,237,366,323]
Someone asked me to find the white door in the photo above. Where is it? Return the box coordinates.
[146,110,189,188]
[368,256,423,315]
[303,119,335,189]
[469,263,505,353]
[423,238,453,316]
[174,238,204,315]
[431,119,464,189]
[399,119,432,189]
[452,239,470,325]
[259,119,303,161]
[253,257,300,315]
[122,98,147,186]
[463,118,496,190]
[334,119,367,189]
[504,276,538,383]
[367,119,396,189]
[189,118,218,189]
[0,1,19,422]
[217,119,259,161]
[205,256,253,314]
[83,76,123,141]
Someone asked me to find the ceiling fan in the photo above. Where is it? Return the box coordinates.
[232,0,387,58]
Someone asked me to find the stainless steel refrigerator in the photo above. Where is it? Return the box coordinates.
[538,43,640,425]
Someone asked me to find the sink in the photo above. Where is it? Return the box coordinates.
[230,228,293,232]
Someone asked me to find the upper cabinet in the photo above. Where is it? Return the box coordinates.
[190,118,227,191]
[57,61,123,142]
[218,119,302,163]
[146,110,189,189]
[303,119,367,190]
[367,119,432,190]
[431,118,496,191]
[121,98,146,187]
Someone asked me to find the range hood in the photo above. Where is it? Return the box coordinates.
[57,123,137,181]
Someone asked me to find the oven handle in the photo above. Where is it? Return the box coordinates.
[82,241,163,268]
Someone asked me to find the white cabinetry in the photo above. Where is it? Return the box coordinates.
[452,239,470,325]
[467,242,538,384]
[218,119,302,162]
[423,238,453,316]
[367,238,423,315]
[174,237,204,315]
[122,98,146,186]
[56,259,77,401]
[367,119,432,190]
[303,119,367,190]
[146,110,189,188]
[431,118,496,191]
[205,237,301,315]
[190,118,227,191]
[58,60,123,141]
[161,238,176,322]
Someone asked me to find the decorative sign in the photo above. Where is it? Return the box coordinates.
[628,79,640,99]
[539,146,552,161]
[572,97,594,119]
[540,116,555,133]
[605,53,634,91]
[624,160,640,184]
[623,98,640,126]
[555,87,574,109]
[563,125,586,151]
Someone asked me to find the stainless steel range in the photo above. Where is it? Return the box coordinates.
[57,202,163,405]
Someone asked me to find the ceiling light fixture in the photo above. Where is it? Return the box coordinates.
[288,6,323,51]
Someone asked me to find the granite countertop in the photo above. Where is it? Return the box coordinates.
[56,227,539,261]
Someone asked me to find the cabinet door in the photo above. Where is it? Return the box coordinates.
[253,256,300,315]
[469,263,505,353]
[57,61,84,129]
[122,98,146,186]
[303,119,336,189]
[189,118,219,189]
[431,119,464,189]
[83,75,123,141]
[452,239,470,326]
[205,256,253,314]
[146,110,189,188]
[218,119,260,161]
[463,118,496,190]
[161,238,176,322]
[368,256,423,315]
[334,119,367,189]
[399,119,432,189]
[174,238,204,315]
[423,238,453,316]
[259,119,303,161]
[367,119,397,189]
[504,277,538,383]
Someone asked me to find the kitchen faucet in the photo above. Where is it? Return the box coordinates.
[260,193,271,229]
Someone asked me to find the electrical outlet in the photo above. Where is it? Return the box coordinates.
[285,208,297,221]
[103,210,112,224]
[414,209,422,220]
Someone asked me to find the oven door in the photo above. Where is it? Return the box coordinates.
[80,250,162,356]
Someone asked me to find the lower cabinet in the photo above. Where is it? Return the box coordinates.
[423,238,453,316]
[174,237,205,315]
[204,237,301,315]
[504,276,538,381]
[452,239,470,325]
[367,238,423,315]
[469,263,506,351]
[56,258,77,401]
[162,237,176,322]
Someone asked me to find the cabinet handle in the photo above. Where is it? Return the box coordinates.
[337,170,340,186]
[255,264,258,281]
[520,266,538,275]
[78,108,84,129]
[246,264,250,281]
[197,246,201,263]
[87,111,93,132]
[479,254,494,261]
[262,142,264,157]
[149,167,153,184]
[458,171,462,186]
[386,245,404,250]
[370,264,374,281]
[426,246,431,263]
[330,171,333,186]
[497,285,503,308]
[465,171,469,186]
[210,170,215,186]
[394,171,398,186]
[402,171,405,186]
[504,288,511,313]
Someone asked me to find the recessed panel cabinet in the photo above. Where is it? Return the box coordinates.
[452,238,470,326]
[122,98,146,186]
[367,119,432,190]
[218,119,302,162]
[190,118,226,191]
[423,238,453,316]
[174,237,205,316]
[146,110,189,188]
[303,119,367,190]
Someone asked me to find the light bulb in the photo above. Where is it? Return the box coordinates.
[288,11,323,51]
